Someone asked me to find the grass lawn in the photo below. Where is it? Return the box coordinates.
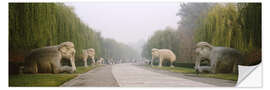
[197,73,238,81]
[9,65,100,87]
[151,65,195,74]
[149,65,238,81]
[73,65,100,74]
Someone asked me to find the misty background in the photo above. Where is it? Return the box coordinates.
[65,2,180,53]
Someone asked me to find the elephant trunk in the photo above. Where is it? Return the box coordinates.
[194,56,201,73]
[84,59,88,67]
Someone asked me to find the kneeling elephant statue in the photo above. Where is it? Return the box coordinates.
[23,42,76,74]
[97,57,104,65]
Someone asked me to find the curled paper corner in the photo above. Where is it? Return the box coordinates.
[236,63,262,87]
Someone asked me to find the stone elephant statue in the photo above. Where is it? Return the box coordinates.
[194,42,243,74]
[82,48,95,67]
[97,57,104,65]
[151,48,176,67]
[23,42,76,74]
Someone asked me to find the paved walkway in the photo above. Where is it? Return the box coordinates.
[61,65,119,87]
[112,63,215,87]
[138,64,236,87]
[60,63,236,87]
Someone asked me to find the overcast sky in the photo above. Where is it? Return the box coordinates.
[65,2,180,44]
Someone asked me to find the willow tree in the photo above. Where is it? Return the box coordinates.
[9,3,104,63]
[141,27,180,60]
[195,3,261,65]
[176,3,214,63]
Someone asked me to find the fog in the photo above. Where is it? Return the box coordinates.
[65,2,180,45]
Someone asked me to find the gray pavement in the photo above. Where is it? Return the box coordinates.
[61,63,235,87]
[112,63,215,87]
[137,64,236,87]
[61,65,119,87]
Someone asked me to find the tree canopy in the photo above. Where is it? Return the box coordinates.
[9,3,138,64]
[142,3,261,65]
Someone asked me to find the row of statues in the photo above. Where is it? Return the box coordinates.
[23,42,104,74]
[22,41,253,74]
[151,42,247,74]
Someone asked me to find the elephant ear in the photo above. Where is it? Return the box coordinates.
[152,48,159,52]
[151,48,160,56]
[86,49,90,53]
[58,42,74,53]
[90,48,95,52]
[87,49,92,54]
[197,42,213,50]
[59,43,68,53]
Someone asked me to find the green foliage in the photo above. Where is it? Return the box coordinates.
[142,27,180,60]
[9,3,138,64]
[102,38,139,61]
[176,3,215,63]
[9,3,103,61]
[238,3,262,50]
[142,3,261,65]
[197,74,238,81]
[195,3,261,55]
[150,65,238,81]
[73,65,100,74]
[174,62,195,68]
[142,3,214,63]
[196,4,242,50]
[151,65,195,74]
[9,74,77,87]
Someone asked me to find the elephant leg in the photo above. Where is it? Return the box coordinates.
[232,63,238,74]
[151,56,154,66]
[38,61,52,73]
[92,57,96,65]
[211,63,217,74]
[27,65,38,74]
[24,63,38,74]
[83,58,88,67]
[159,58,163,67]
[195,57,204,74]
[33,64,38,74]
[70,57,76,72]
[151,59,154,66]
[170,60,174,68]
[194,56,201,71]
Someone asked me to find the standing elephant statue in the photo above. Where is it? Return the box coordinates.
[97,57,104,65]
[82,48,96,67]
[194,42,243,74]
[151,48,176,67]
[23,42,76,74]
